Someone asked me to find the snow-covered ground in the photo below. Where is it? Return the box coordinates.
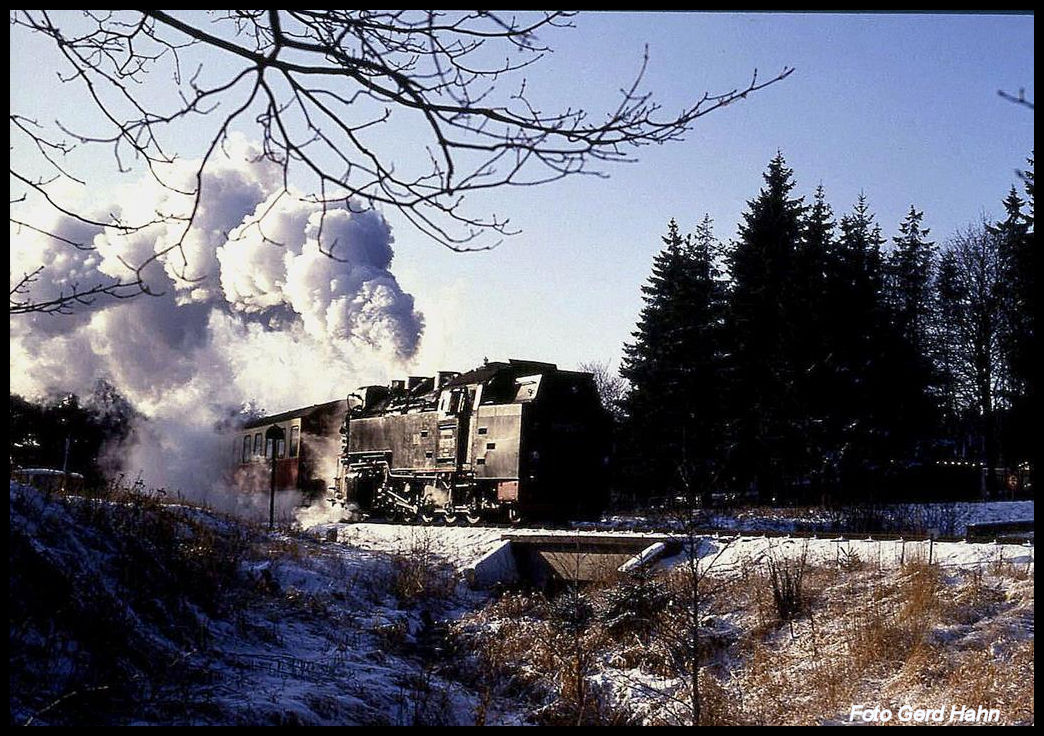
[661,533,1034,579]
[314,511,1034,584]
[9,482,516,725]
[10,482,1034,726]
[326,522,681,572]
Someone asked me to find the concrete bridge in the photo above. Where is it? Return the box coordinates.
[466,531,681,588]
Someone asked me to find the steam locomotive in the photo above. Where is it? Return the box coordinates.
[329,360,610,523]
[231,359,610,523]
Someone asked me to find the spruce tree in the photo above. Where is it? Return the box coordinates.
[887,206,937,358]
[832,194,903,497]
[989,184,1033,481]
[991,187,1030,392]
[884,206,941,464]
[1013,155,1036,485]
[795,184,843,499]
[932,249,968,449]
[620,218,727,502]
[724,152,807,502]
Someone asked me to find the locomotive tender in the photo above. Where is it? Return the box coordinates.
[330,359,610,523]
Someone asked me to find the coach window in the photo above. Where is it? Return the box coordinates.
[242,435,251,463]
[254,432,262,456]
[277,437,286,458]
[265,437,274,459]
[290,426,300,458]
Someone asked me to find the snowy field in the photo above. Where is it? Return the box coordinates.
[9,482,514,725]
[10,482,1035,725]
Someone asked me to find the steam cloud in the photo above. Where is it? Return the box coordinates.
[10,135,424,517]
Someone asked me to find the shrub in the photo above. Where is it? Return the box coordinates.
[389,530,457,604]
[765,546,808,623]
[599,573,670,640]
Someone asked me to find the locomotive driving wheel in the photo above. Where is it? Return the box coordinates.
[417,505,436,525]
[464,509,483,525]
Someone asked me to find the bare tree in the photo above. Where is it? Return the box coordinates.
[11,10,792,315]
[936,219,1007,494]
[578,359,628,424]
[663,469,734,726]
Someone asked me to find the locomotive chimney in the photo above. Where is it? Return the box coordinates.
[437,371,459,388]
[407,376,430,393]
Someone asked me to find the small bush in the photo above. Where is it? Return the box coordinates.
[548,586,594,635]
[765,546,808,623]
[389,531,456,604]
[599,573,670,640]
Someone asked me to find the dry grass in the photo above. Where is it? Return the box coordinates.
[732,554,1033,725]
[388,529,457,603]
[451,544,1034,726]
[10,481,255,725]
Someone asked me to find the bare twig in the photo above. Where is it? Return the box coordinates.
[997,87,1034,110]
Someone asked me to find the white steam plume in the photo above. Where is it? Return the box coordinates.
[10,135,424,517]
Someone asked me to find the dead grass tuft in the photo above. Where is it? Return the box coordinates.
[389,530,457,603]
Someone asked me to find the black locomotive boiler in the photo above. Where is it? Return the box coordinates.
[330,359,610,523]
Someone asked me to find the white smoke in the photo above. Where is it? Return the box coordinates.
[10,135,424,518]
[293,430,356,529]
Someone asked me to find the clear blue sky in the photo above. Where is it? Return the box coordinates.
[10,11,1035,388]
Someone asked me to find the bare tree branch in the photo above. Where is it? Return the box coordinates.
[11,10,793,314]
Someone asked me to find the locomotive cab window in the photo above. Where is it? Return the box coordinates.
[439,386,468,416]
[289,426,300,458]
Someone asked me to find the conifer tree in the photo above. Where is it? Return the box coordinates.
[883,206,941,462]
[933,249,967,443]
[887,206,937,358]
[794,184,843,498]
[620,218,728,501]
[723,153,807,502]
[989,183,1033,481]
[831,194,899,495]
[991,187,1031,395]
[1010,155,1036,483]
